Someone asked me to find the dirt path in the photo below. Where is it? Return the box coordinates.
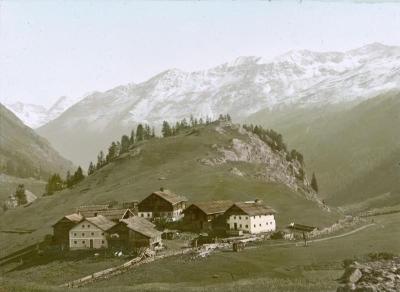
[263,223,376,248]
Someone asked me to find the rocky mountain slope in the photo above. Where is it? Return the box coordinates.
[247,91,400,209]
[5,96,80,128]
[0,121,338,257]
[37,43,400,167]
[0,103,74,180]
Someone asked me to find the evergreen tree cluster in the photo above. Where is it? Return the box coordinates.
[90,123,155,173]
[44,166,85,196]
[88,114,229,175]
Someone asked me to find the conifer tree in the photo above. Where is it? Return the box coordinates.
[162,121,172,137]
[311,172,319,193]
[66,171,73,188]
[88,162,95,175]
[106,142,118,162]
[73,166,84,184]
[120,135,130,154]
[97,151,105,169]
[151,127,156,138]
[136,124,144,141]
[129,129,135,145]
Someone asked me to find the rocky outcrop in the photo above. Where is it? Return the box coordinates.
[200,124,326,208]
[337,257,400,292]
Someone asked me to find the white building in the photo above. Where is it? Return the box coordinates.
[69,215,116,250]
[225,201,276,234]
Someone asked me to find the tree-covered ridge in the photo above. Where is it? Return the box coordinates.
[44,114,318,196]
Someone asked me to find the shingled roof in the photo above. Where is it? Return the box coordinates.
[227,202,276,216]
[76,204,109,213]
[64,213,83,222]
[120,217,161,238]
[151,190,187,205]
[185,200,233,215]
[79,208,134,221]
[85,215,117,231]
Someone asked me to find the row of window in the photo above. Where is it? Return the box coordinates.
[72,240,105,245]
[72,232,104,237]
[234,222,274,229]
[232,215,270,220]
[81,224,91,228]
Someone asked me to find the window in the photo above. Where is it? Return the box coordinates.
[102,240,105,244]
[254,224,256,228]
[246,216,248,220]
[101,232,104,236]
[74,241,77,244]
[245,225,248,228]
[259,216,261,218]
[147,213,150,218]
[240,224,242,228]
[259,224,261,227]
[87,225,90,228]
[82,233,85,236]
[91,232,94,236]
[82,240,85,244]
[234,216,236,219]
[82,225,85,228]
[140,214,144,217]
[239,216,241,220]
[74,233,77,236]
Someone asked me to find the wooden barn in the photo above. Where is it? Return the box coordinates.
[52,213,83,249]
[182,200,233,231]
[284,223,318,240]
[138,189,187,222]
[108,216,162,250]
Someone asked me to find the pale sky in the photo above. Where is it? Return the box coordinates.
[1,0,400,107]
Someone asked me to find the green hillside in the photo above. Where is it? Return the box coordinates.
[0,103,74,180]
[0,122,338,257]
[247,91,400,208]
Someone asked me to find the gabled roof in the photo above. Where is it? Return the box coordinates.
[120,217,161,238]
[148,190,187,205]
[227,202,276,216]
[79,209,134,221]
[184,200,233,215]
[85,215,117,231]
[52,213,83,226]
[65,213,84,222]
[76,204,109,213]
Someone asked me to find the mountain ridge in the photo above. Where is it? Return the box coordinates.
[36,43,400,167]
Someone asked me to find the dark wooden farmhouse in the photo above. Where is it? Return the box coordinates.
[138,189,187,222]
[182,200,233,231]
[52,213,83,249]
[108,217,162,250]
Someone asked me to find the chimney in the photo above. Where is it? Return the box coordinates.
[160,187,164,192]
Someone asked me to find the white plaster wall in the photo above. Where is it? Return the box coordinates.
[69,220,108,249]
[228,214,276,234]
